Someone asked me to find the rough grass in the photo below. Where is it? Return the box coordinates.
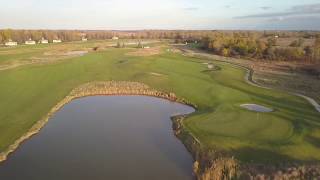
[0,41,319,164]
[126,46,162,56]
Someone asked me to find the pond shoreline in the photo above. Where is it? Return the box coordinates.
[1,80,319,179]
[0,81,196,164]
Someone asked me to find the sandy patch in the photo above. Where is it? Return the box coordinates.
[240,104,274,112]
[126,47,161,57]
[208,64,214,69]
[63,51,88,56]
[43,50,88,56]
[150,72,165,76]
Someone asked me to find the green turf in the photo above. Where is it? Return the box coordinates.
[0,41,319,164]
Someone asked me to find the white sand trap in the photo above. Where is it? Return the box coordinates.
[150,72,164,76]
[240,104,274,112]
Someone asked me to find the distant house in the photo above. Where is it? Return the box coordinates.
[112,36,119,40]
[25,38,36,45]
[40,38,48,44]
[53,39,62,43]
[5,39,18,46]
[144,46,150,49]
[82,37,88,42]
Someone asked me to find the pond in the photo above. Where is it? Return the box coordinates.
[0,96,195,180]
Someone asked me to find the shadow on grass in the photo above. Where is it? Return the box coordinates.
[306,136,320,148]
[233,147,301,164]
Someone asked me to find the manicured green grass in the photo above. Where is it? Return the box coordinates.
[0,42,319,164]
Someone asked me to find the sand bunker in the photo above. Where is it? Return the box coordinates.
[63,51,88,56]
[208,64,214,69]
[150,72,164,76]
[240,104,274,112]
[43,50,88,57]
[127,47,161,57]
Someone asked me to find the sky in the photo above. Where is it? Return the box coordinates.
[0,0,320,30]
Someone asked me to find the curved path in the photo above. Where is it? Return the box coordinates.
[181,48,320,113]
[228,61,320,113]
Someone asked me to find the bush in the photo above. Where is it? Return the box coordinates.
[290,38,304,47]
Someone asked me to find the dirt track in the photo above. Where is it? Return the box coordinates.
[177,45,320,112]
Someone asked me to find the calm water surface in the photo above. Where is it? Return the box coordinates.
[0,96,195,180]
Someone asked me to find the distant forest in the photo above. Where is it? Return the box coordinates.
[1,29,320,63]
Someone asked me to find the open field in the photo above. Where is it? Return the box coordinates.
[0,40,161,70]
[181,45,320,104]
[0,41,319,176]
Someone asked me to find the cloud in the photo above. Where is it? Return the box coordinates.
[234,3,320,19]
[225,5,231,9]
[260,6,271,10]
[258,15,320,30]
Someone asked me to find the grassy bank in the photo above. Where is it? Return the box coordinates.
[0,41,319,174]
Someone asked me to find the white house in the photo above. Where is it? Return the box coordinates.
[25,38,36,45]
[53,39,62,43]
[82,37,88,42]
[40,38,48,44]
[112,36,119,40]
[5,39,18,46]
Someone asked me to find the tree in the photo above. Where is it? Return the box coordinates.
[116,41,121,48]
[137,41,143,48]
[267,37,277,47]
[220,48,230,57]
[304,46,313,61]
[255,40,267,58]
[200,36,211,50]
[313,37,320,62]
[30,31,42,41]
[0,33,3,44]
[290,38,304,47]
[174,33,183,43]
[2,29,12,41]
[263,47,276,60]
[211,39,223,53]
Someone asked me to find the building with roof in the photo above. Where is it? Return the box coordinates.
[53,39,62,43]
[25,38,36,45]
[5,39,18,46]
[40,38,49,44]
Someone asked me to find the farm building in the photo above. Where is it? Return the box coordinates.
[40,38,48,44]
[112,36,119,40]
[25,39,36,45]
[53,39,62,43]
[82,37,88,42]
[5,39,18,46]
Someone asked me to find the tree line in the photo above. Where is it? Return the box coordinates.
[0,29,214,43]
[1,29,319,63]
[198,32,320,63]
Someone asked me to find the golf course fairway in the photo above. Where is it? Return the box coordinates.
[0,42,319,178]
